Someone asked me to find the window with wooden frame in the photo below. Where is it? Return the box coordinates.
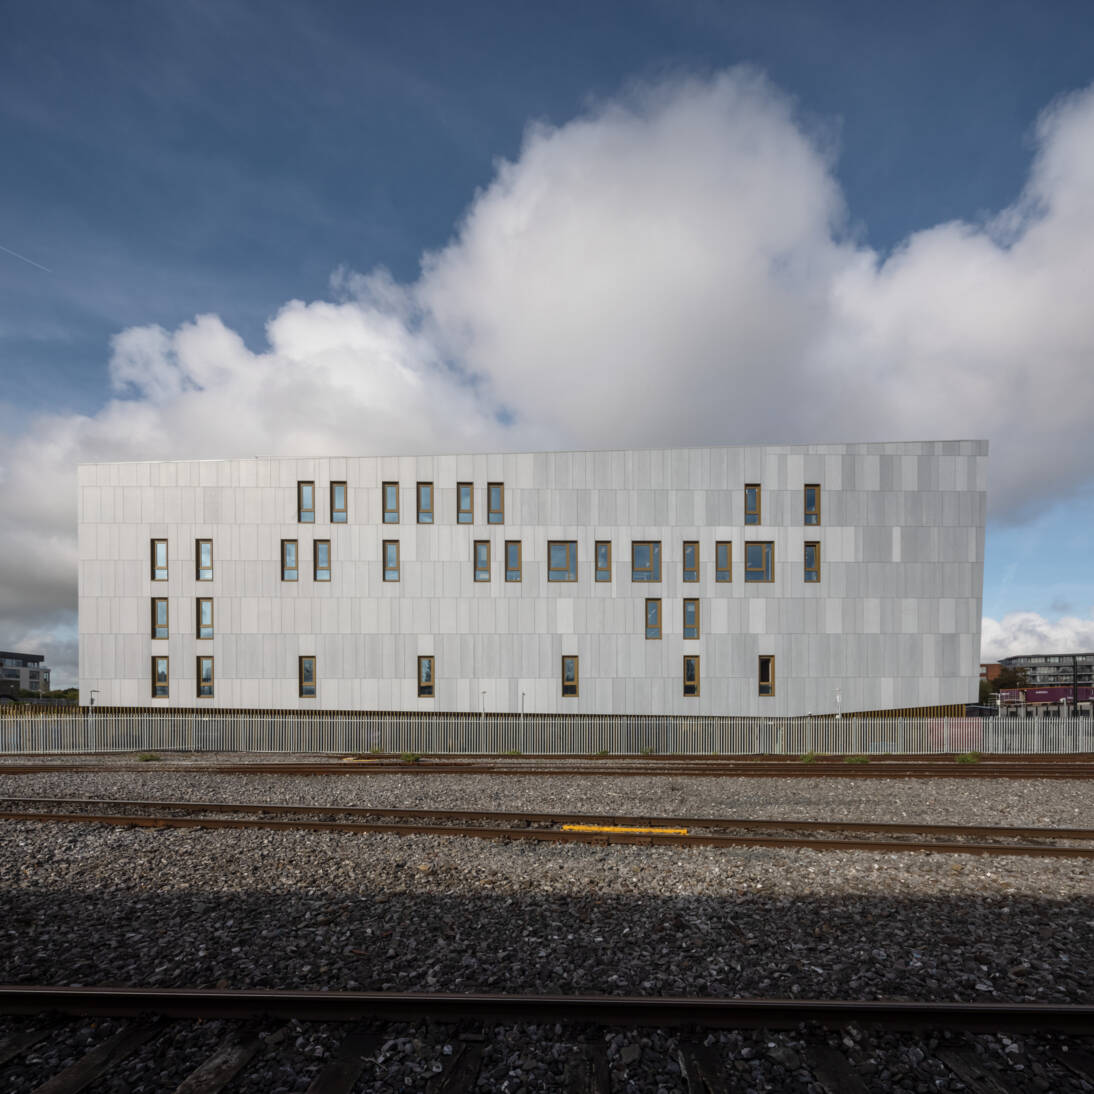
[505,540,522,582]
[151,598,168,639]
[151,656,169,698]
[683,541,699,583]
[151,539,168,581]
[314,539,331,581]
[683,655,700,697]
[744,541,773,582]
[683,598,700,639]
[758,655,775,696]
[297,481,315,523]
[804,484,821,526]
[196,539,213,581]
[196,598,214,640]
[645,598,661,640]
[196,656,214,698]
[457,482,474,524]
[383,540,400,581]
[417,482,434,524]
[745,484,761,525]
[298,656,316,698]
[547,540,578,582]
[487,482,504,524]
[715,541,732,582]
[474,540,490,581]
[331,481,348,523]
[417,655,435,698]
[631,540,661,582]
[281,539,298,581]
[804,541,820,583]
[382,482,399,523]
[595,541,612,582]
[561,655,579,697]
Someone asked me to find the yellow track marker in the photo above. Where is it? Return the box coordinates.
[562,824,689,836]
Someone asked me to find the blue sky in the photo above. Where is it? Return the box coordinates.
[3,0,1094,684]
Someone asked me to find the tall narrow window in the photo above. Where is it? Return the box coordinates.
[716,541,732,582]
[151,598,168,639]
[744,541,773,582]
[281,539,298,581]
[196,539,213,581]
[298,481,314,523]
[683,598,700,639]
[299,656,316,698]
[548,540,578,582]
[595,541,611,582]
[758,655,775,696]
[331,481,348,523]
[505,540,522,582]
[151,656,169,698]
[382,482,400,523]
[561,655,579,697]
[474,540,490,581]
[804,541,820,583]
[488,482,504,524]
[196,656,214,698]
[418,655,435,698]
[683,541,699,583]
[151,539,168,581]
[383,540,400,581]
[645,598,662,640]
[745,484,761,525]
[804,484,821,526]
[314,540,331,581]
[683,655,700,697]
[457,482,474,524]
[196,598,214,639]
[631,541,661,582]
[417,482,434,524]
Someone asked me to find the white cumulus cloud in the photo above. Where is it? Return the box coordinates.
[981,610,1094,661]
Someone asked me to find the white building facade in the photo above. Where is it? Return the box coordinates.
[77,441,987,716]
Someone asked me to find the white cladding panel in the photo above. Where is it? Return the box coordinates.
[78,442,987,714]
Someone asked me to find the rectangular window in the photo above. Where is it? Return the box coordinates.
[417,482,434,524]
[645,598,661,640]
[474,540,490,581]
[505,540,522,582]
[595,541,612,582]
[631,540,662,582]
[804,541,820,583]
[547,540,578,582]
[417,655,435,698]
[281,539,298,581]
[299,655,316,698]
[314,539,331,581]
[331,481,348,523]
[804,484,821,526]
[151,598,168,640]
[745,484,761,525]
[683,598,700,639]
[383,540,400,581]
[298,481,315,523]
[457,482,474,524]
[716,541,732,582]
[151,656,169,698]
[196,656,214,698]
[196,598,214,640]
[561,655,579,697]
[759,655,775,697]
[683,541,699,583]
[196,539,213,581]
[488,482,504,524]
[382,481,399,523]
[151,539,168,581]
[744,541,773,582]
[683,655,700,697]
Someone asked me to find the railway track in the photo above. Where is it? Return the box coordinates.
[4,796,1093,857]
[1,986,1092,1093]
